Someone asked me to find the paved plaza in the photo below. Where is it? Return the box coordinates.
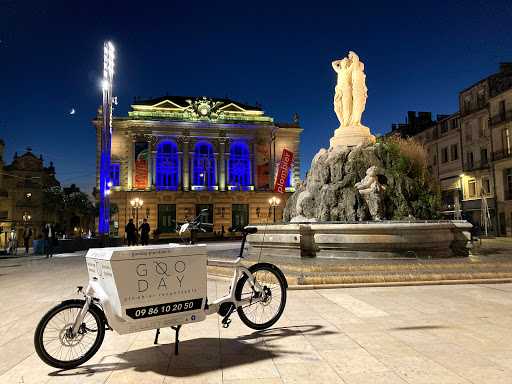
[2,249,512,383]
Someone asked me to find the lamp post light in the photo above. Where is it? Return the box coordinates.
[131,198,143,226]
[268,196,280,223]
[23,212,31,224]
[458,173,465,220]
[99,41,115,242]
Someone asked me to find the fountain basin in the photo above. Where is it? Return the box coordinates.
[247,220,472,259]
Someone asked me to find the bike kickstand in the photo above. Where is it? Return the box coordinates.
[154,328,161,344]
[171,325,182,355]
[222,304,236,328]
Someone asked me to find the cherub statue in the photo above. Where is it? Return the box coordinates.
[355,166,387,220]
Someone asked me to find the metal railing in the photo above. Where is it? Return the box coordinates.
[16,181,40,189]
[491,149,512,162]
[462,103,488,116]
[463,160,490,172]
[16,200,38,208]
[490,109,512,127]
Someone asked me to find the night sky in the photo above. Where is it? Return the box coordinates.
[2,0,511,195]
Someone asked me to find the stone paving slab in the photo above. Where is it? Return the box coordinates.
[2,253,512,382]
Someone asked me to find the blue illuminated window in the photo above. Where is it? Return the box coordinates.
[229,143,250,187]
[193,143,215,186]
[156,142,179,188]
[287,168,292,187]
[109,164,120,187]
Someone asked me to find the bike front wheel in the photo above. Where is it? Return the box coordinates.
[235,263,287,330]
[34,299,106,369]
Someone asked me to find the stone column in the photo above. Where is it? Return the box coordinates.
[123,136,129,189]
[249,154,254,187]
[152,150,157,187]
[147,140,152,190]
[214,154,219,187]
[177,153,183,189]
[252,141,258,188]
[219,140,226,191]
[225,153,230,188]
[183,140,190,191]
[128,139,135,190]
[190,154,195,187]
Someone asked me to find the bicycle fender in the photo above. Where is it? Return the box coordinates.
[247,263,288,289]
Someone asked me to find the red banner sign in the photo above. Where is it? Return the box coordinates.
[274,149,293,194]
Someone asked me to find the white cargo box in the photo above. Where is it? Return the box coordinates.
[86,244,207,334]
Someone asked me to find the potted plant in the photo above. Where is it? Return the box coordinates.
[153,228,161,243]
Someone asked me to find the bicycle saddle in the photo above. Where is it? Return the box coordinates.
[242,227,258,234]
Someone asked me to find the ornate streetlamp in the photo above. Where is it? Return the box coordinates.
[268,196,280,223]
[131,198,143,226]
[23,212,31,224]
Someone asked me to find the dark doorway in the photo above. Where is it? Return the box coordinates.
[158,204,176,233]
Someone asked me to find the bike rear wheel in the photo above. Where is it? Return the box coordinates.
[34,299,105,369]
[235,263,287,330]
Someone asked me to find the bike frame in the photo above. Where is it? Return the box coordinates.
[204,256,265,316]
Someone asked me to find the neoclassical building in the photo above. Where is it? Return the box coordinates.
[93,95,302,238]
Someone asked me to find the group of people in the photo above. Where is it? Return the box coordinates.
[19,221,57,258]
[125,218,150,246]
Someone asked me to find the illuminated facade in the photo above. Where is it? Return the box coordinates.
[386,63,512,236]
[0,142,60,247]
[93,96,302,238]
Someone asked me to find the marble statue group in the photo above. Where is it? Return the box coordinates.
[332,51,368,127]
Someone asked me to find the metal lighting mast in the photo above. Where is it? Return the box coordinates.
[99,42,115,239]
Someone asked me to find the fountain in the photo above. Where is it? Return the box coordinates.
[248,52,471,258]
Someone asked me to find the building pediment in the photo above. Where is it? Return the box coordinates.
[126,95,270,125]
[151,100,186,110]
[219,103,249,113]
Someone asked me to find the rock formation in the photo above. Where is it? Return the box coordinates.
[283,143,431,222]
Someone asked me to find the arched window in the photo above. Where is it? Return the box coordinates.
[193,143,215,186]
[156,142,179,188]
[229,143,250,187]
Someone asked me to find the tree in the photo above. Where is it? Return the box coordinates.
[42,186,65,223]
[65,192,95,237]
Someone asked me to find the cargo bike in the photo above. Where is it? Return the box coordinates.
[34,210,287,369]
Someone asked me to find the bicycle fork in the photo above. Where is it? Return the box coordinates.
[70,287,92,337]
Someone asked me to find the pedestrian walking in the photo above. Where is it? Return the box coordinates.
[23,224,32,253]
[139,218,150,246]
[125,219,136,246]
[43,221,56,258]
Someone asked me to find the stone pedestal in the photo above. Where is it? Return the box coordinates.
[329,125,375,148]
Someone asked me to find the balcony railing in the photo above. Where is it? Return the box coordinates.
[490,109,512,127]
[16,181,40,189]
[16,201,38,208]
[463,160,490,172]
[462,103,488,117]
[491,149,512,162]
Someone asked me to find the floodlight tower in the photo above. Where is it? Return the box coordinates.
[99,42,115,239]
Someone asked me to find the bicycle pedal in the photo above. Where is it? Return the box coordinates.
[222,319,232,328]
